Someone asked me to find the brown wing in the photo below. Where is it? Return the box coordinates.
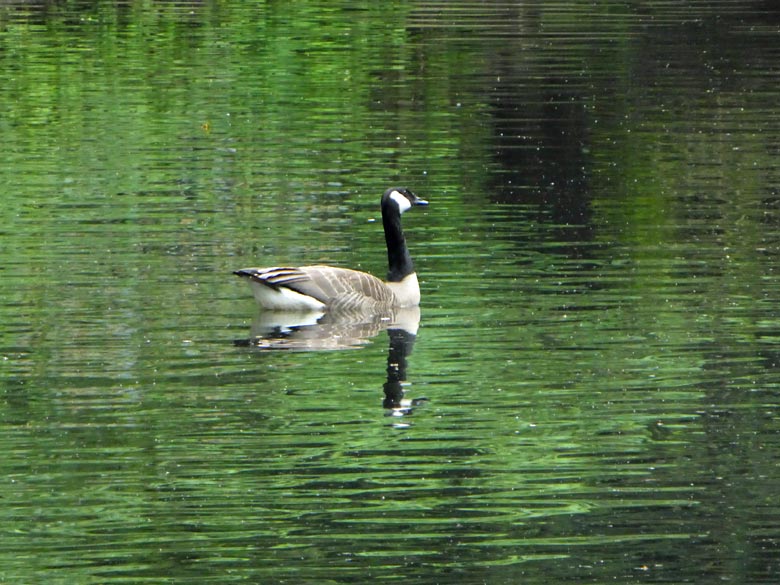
[293,266,397,310]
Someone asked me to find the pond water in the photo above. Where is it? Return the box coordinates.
[2,1,780,583]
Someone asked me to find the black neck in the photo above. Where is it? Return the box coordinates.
[382,205,414,282]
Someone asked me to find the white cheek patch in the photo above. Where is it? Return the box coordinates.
[390,190,412,214]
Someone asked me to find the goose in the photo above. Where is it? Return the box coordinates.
[234,187,428,312]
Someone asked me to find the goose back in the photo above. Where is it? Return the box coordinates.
[236,265,399,311]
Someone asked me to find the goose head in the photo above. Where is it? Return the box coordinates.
[382,187,428,215]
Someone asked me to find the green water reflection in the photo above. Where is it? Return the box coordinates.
[2,1,780,583]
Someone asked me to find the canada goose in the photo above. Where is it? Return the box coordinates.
[234,187,428,312]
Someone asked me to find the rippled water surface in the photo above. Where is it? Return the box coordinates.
[2,1,780,583]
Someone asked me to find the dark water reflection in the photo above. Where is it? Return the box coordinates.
[237,307,424,415]
[2,0,780,583]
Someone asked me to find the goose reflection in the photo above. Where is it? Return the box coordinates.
[235,307,424,415]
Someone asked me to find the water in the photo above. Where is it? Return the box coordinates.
[2,1,780,583]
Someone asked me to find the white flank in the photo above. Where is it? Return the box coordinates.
[249,280,327,311]
[386,272,420,308]
[389,190,412,214]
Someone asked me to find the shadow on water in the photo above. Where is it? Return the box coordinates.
[234,306,425,415]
